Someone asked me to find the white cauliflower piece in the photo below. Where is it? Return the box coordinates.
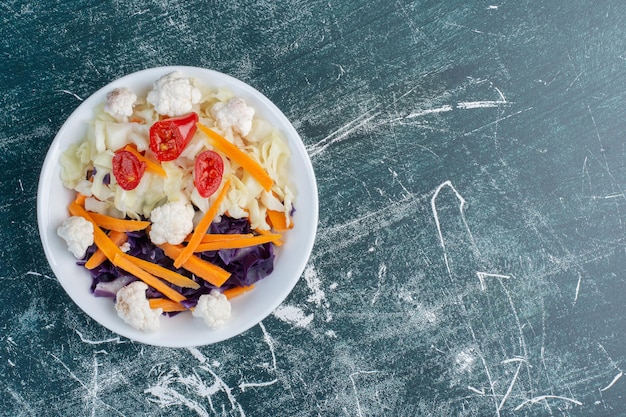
[57,216,94,259]
[211,97,255,136]
[104,87,137,121]
[146,71,201,116]
[114,281,162,332]
[192,290,231,328]
[148,200,195,245]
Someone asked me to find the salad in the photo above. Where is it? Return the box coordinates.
[56,71,295,333]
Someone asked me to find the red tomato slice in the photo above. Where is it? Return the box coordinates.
[112,150,146,190]
[149,112,199,161]
[194,150,224,198]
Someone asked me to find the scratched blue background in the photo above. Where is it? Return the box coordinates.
[2,0,626,415]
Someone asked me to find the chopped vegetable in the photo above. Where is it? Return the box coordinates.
[123,254,200,289]
[84,230,128,270]
[160,242,231,287]
[194,150,224,198]
[149,112,198,161]
[190,233,254,243]
[196,122,274,192]
[173,179,231,268]
[256,228,284,247]
[222,285,254,299]
[194,233,281,252]
[266,209,292,232]
[113,253,186,303]
[122,144,167,177]
[68,202,124,263]
[149,298,187,312]
[88,212,151,232]
[112,150,146,191]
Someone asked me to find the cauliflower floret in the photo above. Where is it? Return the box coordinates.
[210,97,255,136]
[146,71,201,116]
[114,281,162,332]
[192,290,231,328]
[104,87,137,121]
[57,216,94,259]
[148,200,195,245]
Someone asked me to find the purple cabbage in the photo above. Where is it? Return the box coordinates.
[80,216,276,308]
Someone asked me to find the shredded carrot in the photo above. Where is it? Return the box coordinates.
[123,254,200,289]
[222,285,254,300]
[194,233,281,252]
[267,209,292,232]
[196,123,274,191]
[173,179,231,268]
[160,243,231,287]
[123,144,167,177]
[74,193,87,206]
[88,212,150,232]
[148,298,187,312]
[256,228,284,246]
[69,202,124,263]
[84,230,128,270]
[113,253,186,303]
[185,233,254,243]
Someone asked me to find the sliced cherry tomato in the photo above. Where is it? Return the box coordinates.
[194,150,224,198]
[112,150,146,191]
[149,112,199,161]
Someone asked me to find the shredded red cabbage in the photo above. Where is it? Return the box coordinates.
[79,216,275,308]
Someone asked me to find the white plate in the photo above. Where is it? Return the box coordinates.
[37,66,318,347]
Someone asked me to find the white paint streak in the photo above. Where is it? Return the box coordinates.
[273,304,314,328]
[514,395,582,411]
[307,112,378,157]
[56,89,84,101]
[498,360,523,411]
[187,347,208,364]
[462,107,533,137]
[404,105,453,119]
[304,265,332,322]
[239,378,279,392]
[476,272,511,291]
[456,100,506,109]
[25,270,56,281]
[431,181,475,279]
[467,386,485,395]
[600,371,623,392]
[371,262,387,305]
[75,330,126,345]
[573,273,582,305]
[349,371,381,417]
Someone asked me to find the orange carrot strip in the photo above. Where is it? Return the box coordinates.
[84,230,128,270]
[267,209,292,232]
[173,179,231,268]
[222,285,254,300]
[68,202,124,263]
[194,234,282,252]
[113,253,186,303]
[123,254,200,289]
[196,123,274,191]
[88,212,151,232]
[148,298,187,312]
[160,243,231,287]
[123,145,167,178]
[185,233,254,243]
[256,228,284,246]
[74,193,87,206]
